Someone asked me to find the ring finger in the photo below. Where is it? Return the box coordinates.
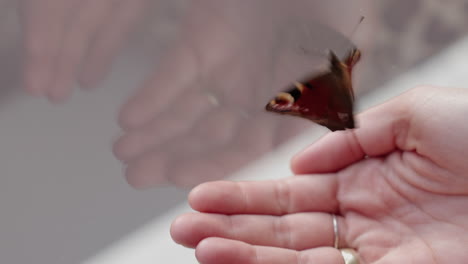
[171,212,349,250]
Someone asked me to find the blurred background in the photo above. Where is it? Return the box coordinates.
[0,0,467,263]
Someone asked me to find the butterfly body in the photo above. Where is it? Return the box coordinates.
[265,48,361,131]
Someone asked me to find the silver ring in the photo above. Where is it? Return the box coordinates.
[332,214,339,248]
[205,92,220,107]
[340,248,360,264]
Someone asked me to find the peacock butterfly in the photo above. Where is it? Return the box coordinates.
[265,47,361,131]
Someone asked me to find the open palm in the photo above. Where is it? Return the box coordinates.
[171,86,468,264]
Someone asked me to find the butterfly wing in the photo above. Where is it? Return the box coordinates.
[265,49,360,131]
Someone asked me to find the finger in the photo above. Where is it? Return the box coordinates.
[123,136,212,189]
[113,117,195,162]
[113,91,225,161]
[195,237,343,264]
[171,212,345,250]
[118,42,200,129]
[167,113,276,187]
[124,151,169,188]
[79,0,149,88]
[189,176,338,215]
[291,88,414,174]
[19,0,74,95]
[48,0,120,102]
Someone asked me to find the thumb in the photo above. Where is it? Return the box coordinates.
[290,87,418,174]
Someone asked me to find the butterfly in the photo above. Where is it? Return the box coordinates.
[265,47,361,131]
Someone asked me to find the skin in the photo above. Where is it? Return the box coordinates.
[171,86,468,264]
[19,0,375,188]
[19,0,152,101]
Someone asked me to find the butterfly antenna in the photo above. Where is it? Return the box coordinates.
[349,16,365,40]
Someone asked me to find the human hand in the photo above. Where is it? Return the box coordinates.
[19,0,151,102]
[171,86,468,263]
[114,0,375,188]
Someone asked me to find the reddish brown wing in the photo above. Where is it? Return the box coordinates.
[265,48,361,131]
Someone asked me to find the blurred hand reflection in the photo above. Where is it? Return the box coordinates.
[19,0,374,188]
[19,0,151,101]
